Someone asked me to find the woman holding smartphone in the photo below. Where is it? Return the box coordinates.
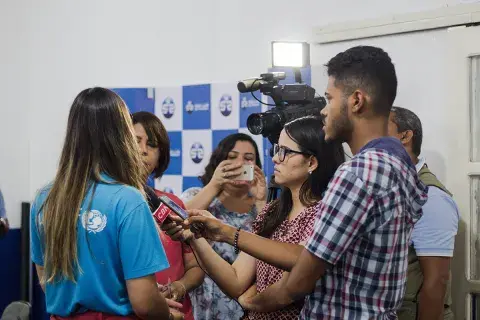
[180,133,266,320]
[165,116,345,319]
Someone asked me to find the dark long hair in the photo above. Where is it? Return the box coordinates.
[257,116,344,238]
[199,133,262,186]
[40,87,146,283]
[132,111,170,178]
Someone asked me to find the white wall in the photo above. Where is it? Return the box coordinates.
[0,0,469,228]
[0,2,30,229]
[311,29,452,183]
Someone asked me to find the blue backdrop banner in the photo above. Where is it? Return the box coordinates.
[112,67,311,196]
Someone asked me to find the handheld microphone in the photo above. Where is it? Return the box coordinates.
[153,202,174,225]
[145,186,173,225]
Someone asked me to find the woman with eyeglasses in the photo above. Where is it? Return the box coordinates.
[162,116,345,319]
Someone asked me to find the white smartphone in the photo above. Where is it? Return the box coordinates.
[235,164,254,181]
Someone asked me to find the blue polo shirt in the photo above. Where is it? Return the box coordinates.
[30,175,169,316]
[410,158,459,256]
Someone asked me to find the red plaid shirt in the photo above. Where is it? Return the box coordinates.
[302,138,428,319]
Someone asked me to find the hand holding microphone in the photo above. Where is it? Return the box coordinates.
[184,210,230,242]
[154,195,203,242]
[161,216,194,242]
[161,208,229,244]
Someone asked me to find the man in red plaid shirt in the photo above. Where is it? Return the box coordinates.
[242,46,428,319]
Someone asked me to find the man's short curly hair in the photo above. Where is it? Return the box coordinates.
[326,45,397,116]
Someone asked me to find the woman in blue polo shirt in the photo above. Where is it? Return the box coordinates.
[30,88,183,320]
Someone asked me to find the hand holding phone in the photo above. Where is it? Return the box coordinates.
[234,164,254,181]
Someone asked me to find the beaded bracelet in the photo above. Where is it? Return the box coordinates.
[234,226,241,254]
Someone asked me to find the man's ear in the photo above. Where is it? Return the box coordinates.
[351,90,367,114]
[400,130,414,145]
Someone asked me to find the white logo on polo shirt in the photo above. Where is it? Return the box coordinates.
[81,210,107,233]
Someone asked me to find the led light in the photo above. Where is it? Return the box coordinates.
[271,42,310,68]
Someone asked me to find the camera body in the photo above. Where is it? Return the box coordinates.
[238,72,326,144]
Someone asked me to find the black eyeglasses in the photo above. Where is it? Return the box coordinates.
[273,144,312,162]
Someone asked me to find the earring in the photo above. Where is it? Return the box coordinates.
[308,170,312,175]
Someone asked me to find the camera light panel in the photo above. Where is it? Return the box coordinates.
[272,42,309,68]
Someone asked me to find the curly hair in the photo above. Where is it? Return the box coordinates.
[326,45,397,116]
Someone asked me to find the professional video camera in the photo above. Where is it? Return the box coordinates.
[238,70,326,202]
[237,71,326,145]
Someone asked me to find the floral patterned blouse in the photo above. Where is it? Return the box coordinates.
[247,202,318,320]
[181,187,258,320]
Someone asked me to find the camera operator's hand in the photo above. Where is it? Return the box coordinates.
[0,218,9,238]
[208,160,244,191]
[250,166,267,202]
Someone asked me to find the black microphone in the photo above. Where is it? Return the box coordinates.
[145,186,176,225]
[145,185,161,213]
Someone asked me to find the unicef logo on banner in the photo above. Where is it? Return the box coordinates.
[165,132,182,175]
[219,94,233,116]
[183,84,211,129]
[185,100,195,114]
[240,96,261,109]
[239,92,262,128]
[162,97,175,118]
[170,148,181,158]
[190,142,204,164]
[184,100,209,113]
[241,96,249,109]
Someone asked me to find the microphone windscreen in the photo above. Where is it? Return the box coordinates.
[153,202,173,225]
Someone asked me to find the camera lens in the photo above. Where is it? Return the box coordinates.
[246,114,264,135]
[247,111,284,136]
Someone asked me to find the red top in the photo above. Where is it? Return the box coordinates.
[153,190,194,320]
[249,202,318,320]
